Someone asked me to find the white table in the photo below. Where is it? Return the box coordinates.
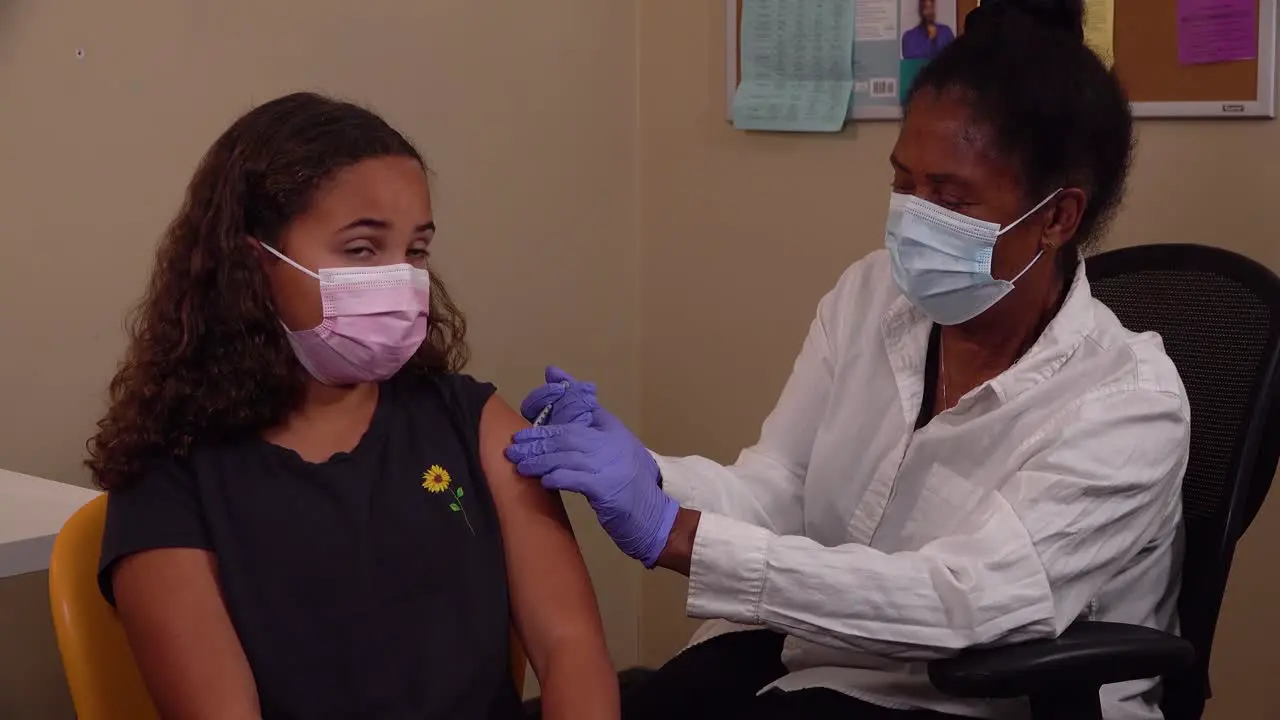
[0,468,101,578]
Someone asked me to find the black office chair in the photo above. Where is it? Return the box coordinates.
[929,244,1280,720]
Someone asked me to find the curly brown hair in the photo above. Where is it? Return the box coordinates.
[87,92,468,490]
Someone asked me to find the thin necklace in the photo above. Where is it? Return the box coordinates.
[940,333,949,410]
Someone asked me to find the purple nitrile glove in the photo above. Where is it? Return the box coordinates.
[519,366,598,427]
[505,404,679,568]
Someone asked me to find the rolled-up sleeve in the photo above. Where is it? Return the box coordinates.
[685,387,1190,659]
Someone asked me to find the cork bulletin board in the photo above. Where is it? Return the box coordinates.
[726,0,1278,120]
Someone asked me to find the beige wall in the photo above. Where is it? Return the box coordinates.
[0,1,641,716]
[2,0,1278,718]
[635,3,1280,719]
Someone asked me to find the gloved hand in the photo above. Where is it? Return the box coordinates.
[506,402,679,568]
[519,366,597,427]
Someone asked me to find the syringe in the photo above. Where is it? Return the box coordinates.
[530,382,570,427]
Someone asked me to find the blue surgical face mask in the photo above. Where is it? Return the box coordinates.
[884,189,1061,326]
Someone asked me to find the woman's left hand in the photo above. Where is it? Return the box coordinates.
[506,404,679,568]
[519,366,597,426]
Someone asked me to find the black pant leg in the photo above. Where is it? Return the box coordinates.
[622,629,788,720]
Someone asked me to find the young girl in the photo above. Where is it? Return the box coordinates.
[87,92,618,720]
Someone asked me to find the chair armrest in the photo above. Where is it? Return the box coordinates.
[927,621,1194,699]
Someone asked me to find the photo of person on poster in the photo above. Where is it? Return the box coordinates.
[901,0,957,60]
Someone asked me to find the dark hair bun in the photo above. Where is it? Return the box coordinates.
[966,0,1085,43]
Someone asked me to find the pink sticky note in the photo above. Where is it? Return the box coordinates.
[1177,0,1258,66]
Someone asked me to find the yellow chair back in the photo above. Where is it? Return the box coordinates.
[49,495,529,716]
[49,495,160,720]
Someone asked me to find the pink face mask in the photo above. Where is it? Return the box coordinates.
[260,243,431,385]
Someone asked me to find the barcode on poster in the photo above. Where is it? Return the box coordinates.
[869,78,897,98]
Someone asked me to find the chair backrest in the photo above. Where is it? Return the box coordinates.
[48,495,160,720]
[49,495,530,715]
[1086,244,1280,720]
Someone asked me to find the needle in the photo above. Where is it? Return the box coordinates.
[531,382,569,427]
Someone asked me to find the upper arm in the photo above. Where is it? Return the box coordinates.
[112,549,259,720]
[477,397,611,674]
[101,462,258,720]
[1014,387,1189,629]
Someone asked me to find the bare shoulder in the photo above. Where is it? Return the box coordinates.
[478,394,528,444]
[476,395,566,518]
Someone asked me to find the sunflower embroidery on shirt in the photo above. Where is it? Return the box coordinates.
[422,464,474,535]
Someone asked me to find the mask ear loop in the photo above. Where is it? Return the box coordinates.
[996,188,1064,237]
[1008,250,1044,284]
[258,240,320,281]
[998,188,1063,284]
